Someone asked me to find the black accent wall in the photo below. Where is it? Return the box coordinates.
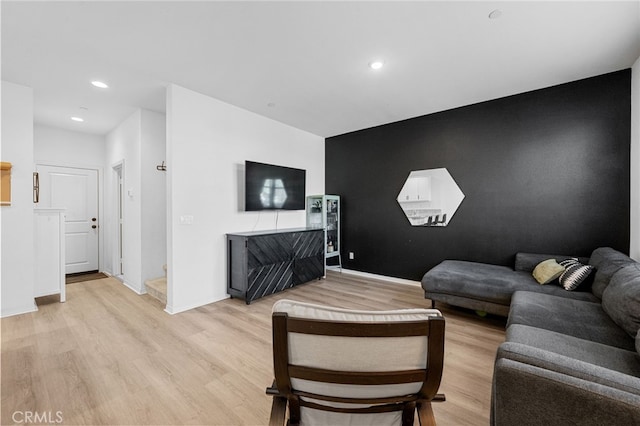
[325,70,631,281]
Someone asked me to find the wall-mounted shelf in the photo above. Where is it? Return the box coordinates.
[1,162,12,206]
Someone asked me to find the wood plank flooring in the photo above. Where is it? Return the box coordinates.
[1,272,506,425]
[65,272,108,284]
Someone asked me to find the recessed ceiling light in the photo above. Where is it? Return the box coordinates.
[369,60,384,70]
[71,116,84,122]
[91,80,109,89]
[488,9,502,19]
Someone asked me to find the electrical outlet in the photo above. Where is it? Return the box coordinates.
[349,252,355,260]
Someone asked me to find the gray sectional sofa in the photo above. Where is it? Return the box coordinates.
[422,252,592,316]
[422,247,640,425]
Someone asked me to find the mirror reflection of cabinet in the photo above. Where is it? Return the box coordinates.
[306,195,341,269]
[398,176,431,202]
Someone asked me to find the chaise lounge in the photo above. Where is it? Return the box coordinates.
[421,252,593,316]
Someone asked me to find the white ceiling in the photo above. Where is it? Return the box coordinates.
[2,1,640,138]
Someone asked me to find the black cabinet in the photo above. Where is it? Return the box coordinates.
[227,228,324,304]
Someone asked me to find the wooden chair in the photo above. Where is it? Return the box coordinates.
[266,299,446,426]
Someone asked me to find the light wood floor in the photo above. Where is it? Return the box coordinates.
[1,272,506,425]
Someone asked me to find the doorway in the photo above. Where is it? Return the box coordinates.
[36,164,100,274]
[113,163,124,278]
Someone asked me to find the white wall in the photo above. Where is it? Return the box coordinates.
[1,81,36,317]
[34,124,105,167]
[166,84,325,314]
[104,109,167,293]
[140,110,167,283]
[631,56,640,261]
[105,110,143,292]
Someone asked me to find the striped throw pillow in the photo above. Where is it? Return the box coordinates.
[558,258,595,291]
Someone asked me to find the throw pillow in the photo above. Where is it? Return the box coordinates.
[601,263,640,338]
[532,259,565,285]
[558,258,595,291]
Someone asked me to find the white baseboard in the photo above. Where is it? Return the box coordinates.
[165,295,227,315]
[1,301,38,318]
[121,279,146,295]
[336,268,421,287]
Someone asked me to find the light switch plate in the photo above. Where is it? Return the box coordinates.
[180,215,194,225]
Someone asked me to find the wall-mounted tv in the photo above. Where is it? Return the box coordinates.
[245,161,306,211]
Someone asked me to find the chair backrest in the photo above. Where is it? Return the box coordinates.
[271,299,445,426]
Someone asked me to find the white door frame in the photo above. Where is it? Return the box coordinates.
[35,162,104,273]
[112,161,125,279]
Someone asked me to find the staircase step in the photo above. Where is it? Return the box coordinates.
[145,277,167,304]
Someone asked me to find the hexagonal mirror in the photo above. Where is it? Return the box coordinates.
[397,168,465,226]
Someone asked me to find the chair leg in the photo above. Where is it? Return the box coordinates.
[417,401,436,426]
[288,396,301,426]
[402,402,416,426]
[269,396,287,426]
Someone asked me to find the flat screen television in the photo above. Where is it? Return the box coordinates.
[245,161,306,211]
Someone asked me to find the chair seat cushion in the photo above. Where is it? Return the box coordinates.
[300,408,401,426]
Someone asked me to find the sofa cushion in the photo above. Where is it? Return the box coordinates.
[496,343,640,398]
[423,261,523,306]
[589,247,636,299]
[505,324,640,377]
[532,259,565,284]
[558,258,595,291]
[507,291,635,351]
[602,263,640,338]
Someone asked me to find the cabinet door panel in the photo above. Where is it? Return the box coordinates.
[228,236,247,293]
[293,255,324,285]
[35,212,62,296]
[292,231,323,259]
[247,261,293,302]
[247,234,292,269]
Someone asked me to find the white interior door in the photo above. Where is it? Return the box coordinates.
[37,165,99,274]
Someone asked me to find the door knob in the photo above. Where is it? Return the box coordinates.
[92,225,97,229]
[91,218,97,222]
